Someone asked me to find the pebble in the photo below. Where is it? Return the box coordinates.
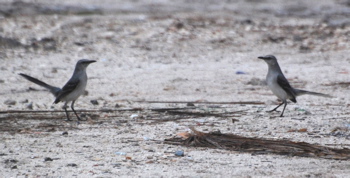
[175,150,184,157]
[67,163,77,167]
[115,152,126,156]
[26,102,33,110]
[4,99,16,105]
[44,157,53,162]
[235,70,246,75]
[62,131,68,135]
[112,163,122,167]
[90,100,99,105]
[130,114,139,119]
[11,165,17,169]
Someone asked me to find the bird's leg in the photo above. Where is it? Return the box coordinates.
[279,102,288,117]
[267,102,284,113]
[63,102,71,121]
[71,100,85,121]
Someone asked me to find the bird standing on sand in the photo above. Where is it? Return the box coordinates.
[258,55,332,117]
[19,59,96,121]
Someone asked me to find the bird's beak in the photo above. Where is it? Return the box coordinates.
[87,60,97,64]
[258,56,266,60]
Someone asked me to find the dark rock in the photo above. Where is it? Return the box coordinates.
[90,100,99,105]
[67,163,78,167]
[4,159,18,164]
[44,157,53,162]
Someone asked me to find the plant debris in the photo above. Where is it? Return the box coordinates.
[164,127,350,160]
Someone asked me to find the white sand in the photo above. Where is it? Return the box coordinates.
[1,0,350,177]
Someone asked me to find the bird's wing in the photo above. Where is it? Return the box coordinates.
[54,78,80,104]
[276,74,297,102]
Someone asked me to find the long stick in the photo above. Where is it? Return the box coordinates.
[136,100,265,105]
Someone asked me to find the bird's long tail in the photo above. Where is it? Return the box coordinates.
[294,89,333,98]
[19,73,61,97]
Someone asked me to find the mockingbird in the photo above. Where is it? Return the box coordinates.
[258,55,332,117]
[19,59,96,121]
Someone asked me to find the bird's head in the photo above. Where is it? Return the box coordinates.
[74,59,96,71]
[258,55,278,66]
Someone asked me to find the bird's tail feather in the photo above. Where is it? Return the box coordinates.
[294,89,333,98]
[19,73,61,97]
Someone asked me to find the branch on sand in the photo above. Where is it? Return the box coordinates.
[164,127,350,160]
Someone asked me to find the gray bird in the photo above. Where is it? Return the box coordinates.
[19,59,96,121]
[258,55,332,117]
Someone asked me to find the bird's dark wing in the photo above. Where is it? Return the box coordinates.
[54,78,80,104]
[276,74,297,102]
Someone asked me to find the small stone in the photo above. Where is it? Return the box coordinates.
[26,102,33,110]
[115,152,126,156]
[4,99,16,106]
[130,114,139,119]
[235,70,246,75]
[175,150,184,157]
[112,163,122,167]
[90,100,99,105]
[44,157,53,162]
[5,159,18,164]
[62,131,68,135]
[11,165,17,169]
[67,163,77,167]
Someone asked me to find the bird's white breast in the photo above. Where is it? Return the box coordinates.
[266,72,288,101]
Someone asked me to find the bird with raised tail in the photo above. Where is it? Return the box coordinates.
[258,55,332,117]
[19,59,96,121]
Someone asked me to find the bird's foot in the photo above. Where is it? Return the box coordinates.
[76,114,87,121]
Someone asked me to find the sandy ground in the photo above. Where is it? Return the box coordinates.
[1,0,350,177]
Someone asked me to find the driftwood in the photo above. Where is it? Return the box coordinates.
[164,128,350,160]
[0,108,143,114]
[137,100,265,105]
